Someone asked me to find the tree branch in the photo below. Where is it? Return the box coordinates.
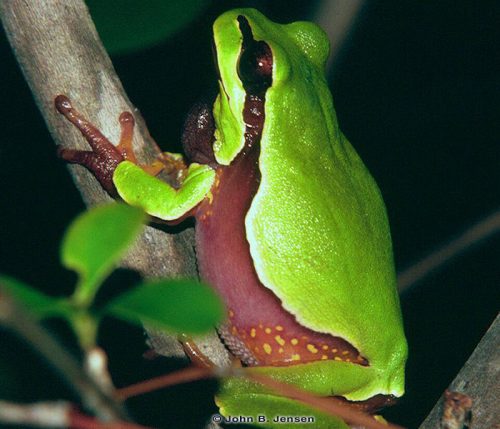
[418,313,500,428]
[0,0,229,365]
[0,400,152,429]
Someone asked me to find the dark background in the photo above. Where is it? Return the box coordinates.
[0,1,498,428]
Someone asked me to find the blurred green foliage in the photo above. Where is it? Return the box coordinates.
[1,203,225,350]
[106,278,225,334]
[86,0,210,55]
[0,276,71,319]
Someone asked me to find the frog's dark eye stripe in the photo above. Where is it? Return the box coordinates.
[235,16,273,150]
[237,16,272,94]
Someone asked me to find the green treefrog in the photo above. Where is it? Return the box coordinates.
[55,8,407,426]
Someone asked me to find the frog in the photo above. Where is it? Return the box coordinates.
[55,8,407,427]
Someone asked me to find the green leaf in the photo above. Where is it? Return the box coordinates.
[105,279,225,334]
[61,203,146,307]
[86,0,210,55]
[0,276,71,319]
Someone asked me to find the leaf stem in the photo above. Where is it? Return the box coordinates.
[70,310,99,351]
[115,366,216,400]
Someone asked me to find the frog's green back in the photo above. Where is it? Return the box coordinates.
[227,10,408,397]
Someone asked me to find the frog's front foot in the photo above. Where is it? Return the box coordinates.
[55,95,146,196]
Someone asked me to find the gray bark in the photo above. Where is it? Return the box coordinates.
[0,0,230,365]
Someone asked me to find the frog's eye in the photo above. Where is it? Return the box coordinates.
[237,16,273,93]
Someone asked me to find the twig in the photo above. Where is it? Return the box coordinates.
[0,400,71,428]
[115,364,407,429]
[0,400,152,429]
[0,288,128,421]
[116,366,216,400]
[84,348,115,394]
[419,313,500,428]
[398,209,500,291]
